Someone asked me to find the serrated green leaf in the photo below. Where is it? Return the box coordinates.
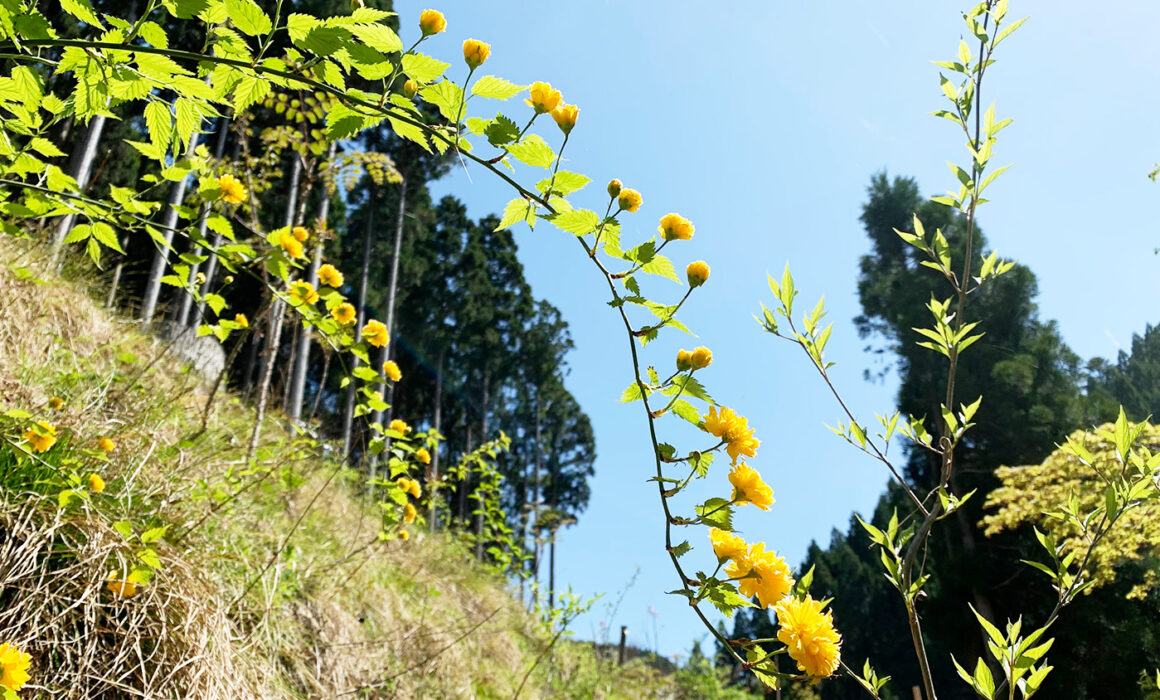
[496,197,535,231]
[550,208,598,236]
[350,22,401,53]
[402,53,449,84]
[471,75,525,100]
[225,0,270,36]
[506,134,554,168]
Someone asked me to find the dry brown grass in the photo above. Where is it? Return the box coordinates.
[0,239,565,698]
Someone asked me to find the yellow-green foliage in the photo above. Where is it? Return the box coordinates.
[983,422,1160,599]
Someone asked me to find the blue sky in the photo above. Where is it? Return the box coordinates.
[395,1,1160,659]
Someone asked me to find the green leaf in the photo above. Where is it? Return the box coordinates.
[143,100,172,153]
[61,0,105,29]
[233,72,270,113]
[550,208,598,236]
[537,171,590,197]
[174,98,201,151]
[506,134,554,168]
[350,22,402,53]
[496,197,535,231]
[401,53,450,84]
[471,75,526,100]
[419,80,464,122]
[671,541,691,558]
[620,381,645,403]
[140,526,168,544]
[137,547,162,569]
[483,114,519,146]
[696,498,732,530]
[225,0,271,36]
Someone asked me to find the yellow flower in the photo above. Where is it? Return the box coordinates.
[88,473,105,493]
[318,264,344,288]
[403,502,417,523]
[396,477,413,493]
[48,396,64,411]
[775,595,842,677]
[362,319,389,347]
[729,462,774,510]
[24,421,56,453]
[703,406,760,464]
[383,360,402,382]
[399,529,410,541]
[106,576,139,599]
[195,271,206,285]
[463,38,490,69]
[290,280,319,305]
[291,225,310,242]
[709,528,747,562]
[419,9,446,36]
[416,447,431,465]
[0,642,31,692]
[217,174,246,204]
[607,179,622,197]
[279,232,304,260]
[407,479,421,498]
[526,81,563,114]
[725,542,794,609]
[98,437,115,453]
[659,213,694,241]
[691,346,712,370]
[234,313,249,328]
[332,302,356,325]
[686,260,710,287]
[551,103,579,134]
[389,419,411,435]
[676,349,693,372]
[403,79,419,98]
[617,188,642,213]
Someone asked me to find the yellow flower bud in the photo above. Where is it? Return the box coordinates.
[419,9,446,36]
[399,529,410,541]
[234,313,248,328]
[659,213,694,241]
[404,79,419,98]
[691,346,712,370]
[291,226,310,242]
[383,360,403,382]
[195,271,206,285]
[607,179,622,198]
[48,396,64,410]
[551,103,579,134]
[463,38,490,69]
[98,437,115,453]
[676,349,693,372]
[224,275,235,284]
[526,81,563,114]
[88,473,105,493]
[617,188,642,213]
[686,260,710,287]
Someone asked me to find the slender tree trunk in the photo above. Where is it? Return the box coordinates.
[549,536,556,610]
[375,177,407,432]
[246,155,301,462]
[341,195,375,464]
[177,115,232,328]
[458,421,471,523]
[280,329,299,408]
[288,141,336,423]
[475,372,488,562]
[309,348,331,421]
[53,113,107,266]
[242,321,262,401]
[105,233,128,308]
[429,347,444,533]
[140,134,204,324]
[193,120,241,328]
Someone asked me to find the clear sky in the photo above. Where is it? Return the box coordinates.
[394,0,1160,660]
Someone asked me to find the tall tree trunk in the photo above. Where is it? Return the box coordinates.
[105,233,128,308]
[429,347,444,533]
[309,348,331,421]
[549,536,556,610]
[458,421,471,522]
[341,195,375,464]
[177,114,232,329]
[246,155,301,462]
[288,141,337,423]
[530,387,542,590]
[193,119,240,328]
[53,113,107,267]
[140,129,204,324]
[375,177,407,432]
[475,372,488,562]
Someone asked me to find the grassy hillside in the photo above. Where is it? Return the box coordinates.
[0,239,710,698]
